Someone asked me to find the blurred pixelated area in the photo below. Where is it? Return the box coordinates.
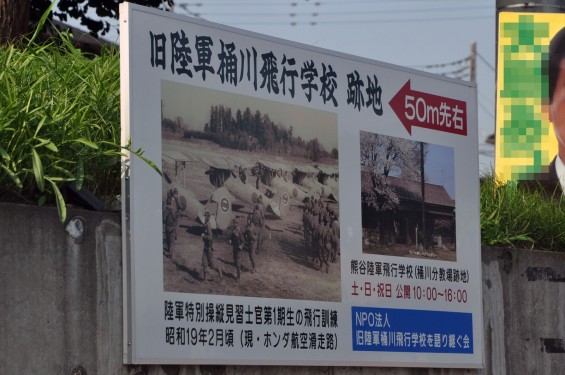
[495,13,564,181]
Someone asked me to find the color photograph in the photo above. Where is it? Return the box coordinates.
[360,131,456,261]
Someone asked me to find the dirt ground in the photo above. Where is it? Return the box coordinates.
[362,229,457,262]
[363,243,456,261]
[162,134,341,302]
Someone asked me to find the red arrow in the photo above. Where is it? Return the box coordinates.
[389,80,467,136]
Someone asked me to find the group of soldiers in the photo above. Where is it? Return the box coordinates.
[164,183,340,282]
[302,196,340,273]
[201,194,267,282]
[163,185,268,283]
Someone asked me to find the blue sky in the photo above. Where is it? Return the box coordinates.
[425,143,455,199]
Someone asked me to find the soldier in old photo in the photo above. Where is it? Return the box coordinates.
[243,215,257,274]
[229,218,245,282]
[201,212,223,281]
[252,194,266,252]
[163,197,176,258]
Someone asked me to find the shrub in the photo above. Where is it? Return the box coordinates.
[480,173,565,251]
[0,32,157,221]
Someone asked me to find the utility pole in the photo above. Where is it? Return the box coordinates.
[470,41,476,83]
[420,141,426,249]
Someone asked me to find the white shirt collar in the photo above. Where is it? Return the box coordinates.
[554,154,565,194]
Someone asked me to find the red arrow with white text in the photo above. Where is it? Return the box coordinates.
[389,80,467,136]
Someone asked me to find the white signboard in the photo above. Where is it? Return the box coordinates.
[120,3,483,367]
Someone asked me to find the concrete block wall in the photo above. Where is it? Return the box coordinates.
[1,202,564,374]
[0,203,123,374]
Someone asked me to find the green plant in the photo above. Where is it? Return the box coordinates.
[0,18,158,222]
[480,173,565,251]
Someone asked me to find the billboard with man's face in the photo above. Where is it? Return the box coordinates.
[496,12,565,189]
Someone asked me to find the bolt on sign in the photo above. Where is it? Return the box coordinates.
[120,2,483,367]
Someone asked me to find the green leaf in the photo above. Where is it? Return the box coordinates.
[31,148,45,192]
[33,115,47,138]
[509,234,534,243]
[0,164,22,188]
[27,1,56,46]
[46,178,66,223]
[131,149,163,177]
[35,138,59,152]
[120,143,162,177]
[73,138,99,149]
[0,146,11,162]
[76,158,84,190]
[45,176,75,182]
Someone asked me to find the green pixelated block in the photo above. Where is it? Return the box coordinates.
[500,16,553,180]
[502,15,549,46]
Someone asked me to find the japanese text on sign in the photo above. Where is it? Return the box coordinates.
[350,259,471,283]
[149,30,384,115]
[351,306,473,354]
[163,300,339,350]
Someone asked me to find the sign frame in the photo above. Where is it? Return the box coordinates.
[120,2,483,367]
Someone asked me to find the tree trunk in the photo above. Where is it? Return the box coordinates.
[0,0,31,44]
[420,141,426,248]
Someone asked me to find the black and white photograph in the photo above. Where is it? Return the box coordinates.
[360,131,456,261]
[161,80,341,301]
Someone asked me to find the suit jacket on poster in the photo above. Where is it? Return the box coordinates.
[518,156,563,198]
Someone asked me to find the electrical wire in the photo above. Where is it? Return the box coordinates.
[476,51,495,72]
[175,0,494,25]
[176,5,493,17]
[180,0,491,6]
[412,57,470,70]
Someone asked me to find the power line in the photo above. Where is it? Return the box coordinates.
[438,64,470,77]
[180,0,491,6]
[407,55,471,81]
[176,5,493,17]
[176,0,494,25]
[476,51,495,72]
[478,93,495,113]
[478,99,494,120]
[411,56,470,69]
[409,50,495,83]
[187,15,493,26]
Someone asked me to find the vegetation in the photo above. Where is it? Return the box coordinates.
[0,30,156,222]
[1,0,173,43]
[360,130,426,212]
[167,104,337,161]
[2,28,565,252]
[480,173,565,252]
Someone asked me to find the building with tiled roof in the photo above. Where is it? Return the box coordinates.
[361,173,455,250]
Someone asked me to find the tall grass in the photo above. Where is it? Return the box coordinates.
[0,31,157,222]
[480,174,565,252]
